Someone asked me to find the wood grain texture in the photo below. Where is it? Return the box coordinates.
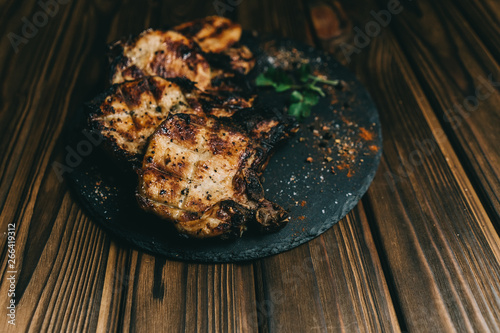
[309,0,500,330]
[454,0,500,61]
[381,0,500,226]
[251,207,400,332]
[0,0,499,332]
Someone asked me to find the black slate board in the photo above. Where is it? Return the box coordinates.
[66,36,382,263]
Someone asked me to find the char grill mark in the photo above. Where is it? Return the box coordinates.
[88,76,257,162]
[109,30,212,90]
[173,17,255,74]
[87,77,194,162]
[137,112,296,238]
[109,16,256,94]
[173,16,241,53]
[90,16,294,238]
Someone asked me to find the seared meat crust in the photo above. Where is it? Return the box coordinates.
[173,16,241,53]
[88,16,294,238]
[87,77,195,162]
[109,30,212,89]
[88,76,256,162]
[109,16,255,91]
[137,111,297,238]
[173,16,255,74]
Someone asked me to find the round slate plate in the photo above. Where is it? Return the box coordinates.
[66,36,382,262]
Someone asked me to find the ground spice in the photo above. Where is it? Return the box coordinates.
[359,127,374,141]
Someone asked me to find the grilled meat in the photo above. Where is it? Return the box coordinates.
[173,16,241,53]
[88,76,255,162]
[109,30,212,89]
[109,16,255,91]
[173,16,255,74]
[136,110,297,238]
[89,16,295,239]
[87,77,195,162]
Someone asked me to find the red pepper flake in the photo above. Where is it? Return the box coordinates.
[300,200,307,207]
[306,157,314,163]
[298,216,306,220]
[368,144,379,152]
[359,127,374,141]
[336,163,348,170]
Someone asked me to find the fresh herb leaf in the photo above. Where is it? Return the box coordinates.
[303,90,319,105]
[290,90,304,103]
[256,67,294,91]
[306,84,325,97]
[299,64,312,83]
[301,104,312,117]
[288,102,304,117]
[255,73,276,87]
[275,82,293,92]
[255,64,340,119]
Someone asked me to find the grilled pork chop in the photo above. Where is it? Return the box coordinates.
[173,16,255,74]
[109,30,212,89]
[87,76,193,162]
[108,16,255,90]
[88,76,255,162]
[90,16,296,238]
[173,16,241,53]
[137,111,297,238]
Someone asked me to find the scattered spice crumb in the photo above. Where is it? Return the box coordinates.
[359,127,374,141]
[306,157,313,163]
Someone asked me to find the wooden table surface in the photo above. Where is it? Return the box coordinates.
[1,0,500,331]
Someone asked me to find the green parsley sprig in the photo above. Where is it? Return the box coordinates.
[255,64,339,119]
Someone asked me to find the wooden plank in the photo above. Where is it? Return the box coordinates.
[0,1,122,331]
[384,0,500,225]
[240,0,400,331]
[309,0,500,330]
[0,195,109,332]
[252,207,400,332]
[454,0,500,61]
[117,253,259,332]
